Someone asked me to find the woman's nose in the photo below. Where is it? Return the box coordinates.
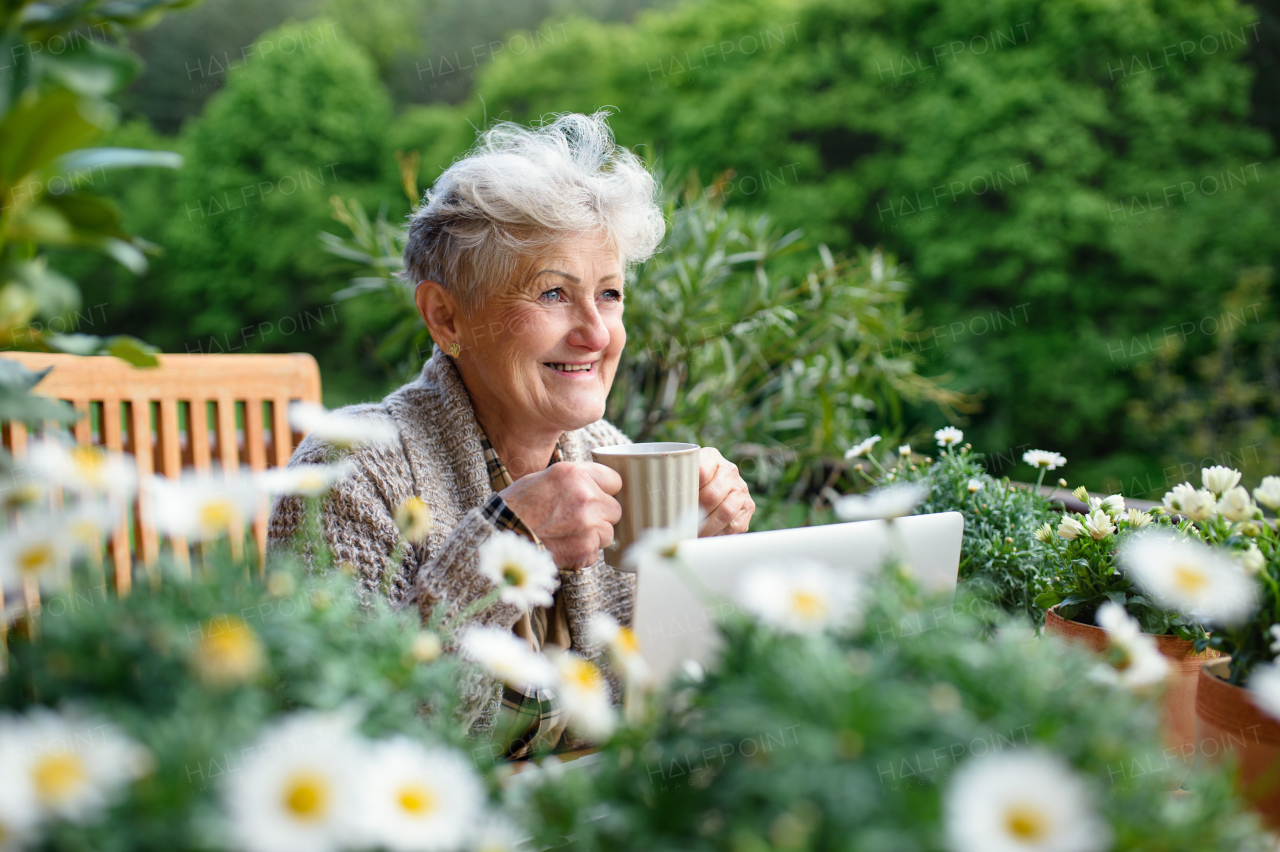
[567,302,611,351]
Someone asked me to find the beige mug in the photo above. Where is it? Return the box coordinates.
[590,442,701,572]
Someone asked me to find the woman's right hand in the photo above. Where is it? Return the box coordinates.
[499,461,622,570]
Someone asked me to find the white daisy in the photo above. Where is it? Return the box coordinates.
[1237,545,1265,576]
[1162,483,1216,521]
[1099,494,1124,517]
[258,462,350,499]
[1125,508,1152,530]
[0,719,40,849]
[459,626,557,691]
[1082,510,1115,541]
[587,613,651,686]
[1022,449,1067,471]
[1254,476,1280,511]
[478,531,558,612]
[191,615,266,688]
[18,707,151,825]
[1216,486,1258,523]
[289,402,399,450]
[967,479,984,494]
[944,748,1111,852]
[898,445,911,457]
[1269,624,1280,655]
[844,435,881,460]
[357,738,483,852]
[622,523,687,574]
[1056,517,1086,541]
[410,631,443,663]
[394,497,434,544]
[551,650,615,740]
[1121,531,1257,627]
[934,426,964,448]
[0,519,71,591]
[1201,465,1242,496]
[1249,663,1280,722]
[737,560,863,635]
[833,483,928,521]
[471,815,525,852]
[224,711,366,852]
[1034,522,1054,544]
[27,440,137,502]
[150,473,260,542]
[1088,602,1168,689]
[0,477,46,511]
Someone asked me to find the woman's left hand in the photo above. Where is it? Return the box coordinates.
[697,447,755,536]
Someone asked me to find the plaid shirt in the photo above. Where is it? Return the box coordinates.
[479,432,571,759]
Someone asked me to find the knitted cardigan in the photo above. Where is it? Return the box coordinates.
[266,348,635,741]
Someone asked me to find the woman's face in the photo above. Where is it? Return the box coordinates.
[456,234,626,436]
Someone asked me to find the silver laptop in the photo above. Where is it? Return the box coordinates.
[633,512,965,683]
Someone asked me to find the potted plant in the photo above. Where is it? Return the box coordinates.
[1034,474,1234,766]
[1176,472,1280,827]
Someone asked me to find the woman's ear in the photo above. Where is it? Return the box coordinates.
[415,280,464,349]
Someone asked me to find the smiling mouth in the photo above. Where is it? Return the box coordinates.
[544,362,596,374]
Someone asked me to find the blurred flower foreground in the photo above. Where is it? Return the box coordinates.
[0,429,1274,852]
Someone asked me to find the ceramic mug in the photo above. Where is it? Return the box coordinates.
[590,442,701,572]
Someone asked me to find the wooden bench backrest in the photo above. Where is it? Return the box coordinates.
[0,352,321,595]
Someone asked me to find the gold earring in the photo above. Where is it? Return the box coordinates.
[447,342,461,358]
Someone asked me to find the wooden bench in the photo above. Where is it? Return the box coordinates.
[0,352,321,596]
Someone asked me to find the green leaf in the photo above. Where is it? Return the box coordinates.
[40,41,141,97]
[103,334,159,367]
[53,147,183,173]
[0,358,76,424]
[1033,590,1063,609]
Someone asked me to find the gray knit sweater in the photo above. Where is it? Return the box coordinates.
[267,348,635,738]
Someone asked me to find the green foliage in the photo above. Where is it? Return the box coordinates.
[876,444,1054,623]
[514,578,1262,851]
[433,0,1278,487]
[1,555,471,851]
[1126,267,1280,499]
[1033,504,1203,639]
[0,0,189,384]
[72,19,403,402]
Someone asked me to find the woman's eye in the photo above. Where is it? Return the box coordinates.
[539,288,565,303]
[601,289,623,302]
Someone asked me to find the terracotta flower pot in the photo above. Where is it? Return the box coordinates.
[1044,606,1217,777]
[1195,657,1280,830]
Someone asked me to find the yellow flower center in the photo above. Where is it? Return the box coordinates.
[501,561,527,588]
[567,658,603,690]
[70,446,106,484]
[197,616,263,685]
[1171,563,1209,596]
[790,590,826,621]
[1004,804,1049,841]
[32,754,87,804]
[397,783,437,816]
[17,543,55,576]
[199,498,237,533]
[283,772,330,821]
[616,627,641,656]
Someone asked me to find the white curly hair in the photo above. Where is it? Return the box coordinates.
[404,111,665,312]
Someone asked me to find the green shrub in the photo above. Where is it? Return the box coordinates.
[871,440,1054,623]
[434,0,1279,487]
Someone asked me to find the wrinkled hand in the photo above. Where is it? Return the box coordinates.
[697,447,755,536]
[499,461,622,570]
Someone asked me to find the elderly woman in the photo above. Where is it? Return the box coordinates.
[268,112,754,755]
